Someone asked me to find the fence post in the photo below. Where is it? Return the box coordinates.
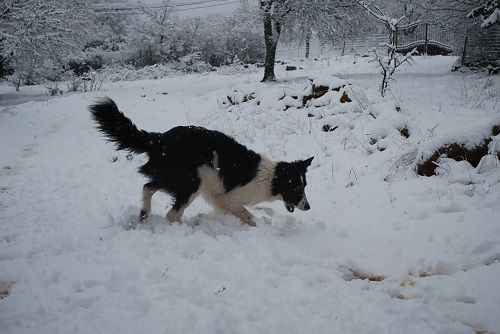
[461,35,468,65]
[342,40,346,56]
[395,25,398,51]
[424,23,428,55]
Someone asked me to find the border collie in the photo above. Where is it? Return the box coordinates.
[89,97,313,226]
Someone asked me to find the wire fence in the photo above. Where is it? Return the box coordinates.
[461,24,500,66]
[334,23,455,56]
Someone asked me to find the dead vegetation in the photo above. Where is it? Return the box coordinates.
[340,91,352,103]
[399,127,409,138]
[0,280,13,299]
[342,266,386,282]
[322,124,338,132]
[224,92,256,107]
[302,82,348,107]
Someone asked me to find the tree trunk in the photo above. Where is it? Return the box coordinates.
[261,11,280,82]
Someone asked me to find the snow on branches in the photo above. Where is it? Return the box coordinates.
[372,47,417,97]
[468,0,500,28]
[357,1,418,96]
[1,0,93,90]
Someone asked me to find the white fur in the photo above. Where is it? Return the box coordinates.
[196,156,280,225]
[296,193,310,211]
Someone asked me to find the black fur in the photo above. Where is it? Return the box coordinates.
[89,98,262,209]
[272,158,312,210]
[89,97,162,154]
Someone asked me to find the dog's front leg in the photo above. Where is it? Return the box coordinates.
[237,207,256,227]
[216,199,256,226]
[227,206,256,226]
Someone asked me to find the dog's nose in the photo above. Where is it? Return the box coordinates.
[304,202,310,210]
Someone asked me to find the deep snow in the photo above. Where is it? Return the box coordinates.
[1,55,500,334]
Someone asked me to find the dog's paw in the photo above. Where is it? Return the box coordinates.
[139,210,149,223]
[245,219,257,227]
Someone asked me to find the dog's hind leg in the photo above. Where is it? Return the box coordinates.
[166,191,199,223]
[140,182,159,223]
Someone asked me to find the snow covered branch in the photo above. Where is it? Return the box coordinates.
[372,47,417,97]
[468,0,500,28]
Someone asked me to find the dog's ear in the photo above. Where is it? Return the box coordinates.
[301,157,314,169]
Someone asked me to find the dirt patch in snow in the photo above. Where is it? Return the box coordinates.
[0,280,13,299]
[302,82,345,106]
[416,125,500,176]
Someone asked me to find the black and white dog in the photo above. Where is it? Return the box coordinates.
[89,97,313,226]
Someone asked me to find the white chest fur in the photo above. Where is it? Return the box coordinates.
[197,156,279,208]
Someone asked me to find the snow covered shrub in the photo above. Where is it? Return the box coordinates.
[221,91,256,107]
[82,72,103,92]
[0,55,13,78]
[1,0,93,90]
[198,39,227,67]
[194,11,264,67]
[45,82,63,96]
[177,53,213,73]
[460,78,500,110]
[65,72,83,92]
[7,54,42,90]
[67,55,103,77]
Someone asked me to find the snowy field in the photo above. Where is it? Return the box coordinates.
[1,55,500,333]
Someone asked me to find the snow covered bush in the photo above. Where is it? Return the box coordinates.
[82,72,103,92]
[122,7,263,69]
[0,0,93,90]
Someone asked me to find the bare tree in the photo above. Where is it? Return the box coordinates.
[259,0,290,82]
[358,1,417,96]
[259,0,357,82]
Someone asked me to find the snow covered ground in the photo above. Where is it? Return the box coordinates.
[1,55,500,334]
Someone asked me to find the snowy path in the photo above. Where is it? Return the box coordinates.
[1,56,500,333]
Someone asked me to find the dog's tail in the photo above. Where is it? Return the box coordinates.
[89,97,159,154]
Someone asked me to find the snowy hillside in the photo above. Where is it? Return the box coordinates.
[1,56,500,333]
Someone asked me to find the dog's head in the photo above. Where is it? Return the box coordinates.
[272,157,314,213]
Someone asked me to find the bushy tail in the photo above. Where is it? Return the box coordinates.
[89,97,157,154]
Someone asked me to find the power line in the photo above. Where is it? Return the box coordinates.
[93,0,240,13]
[173,0,241,11]
[155,0,238,8]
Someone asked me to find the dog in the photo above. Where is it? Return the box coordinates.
[89,97,313,226]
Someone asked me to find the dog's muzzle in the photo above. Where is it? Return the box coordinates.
[296,196,310,211]
[285,195,310,212]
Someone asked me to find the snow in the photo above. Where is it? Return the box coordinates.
[1,55,500,334]
[482,7,500,27]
